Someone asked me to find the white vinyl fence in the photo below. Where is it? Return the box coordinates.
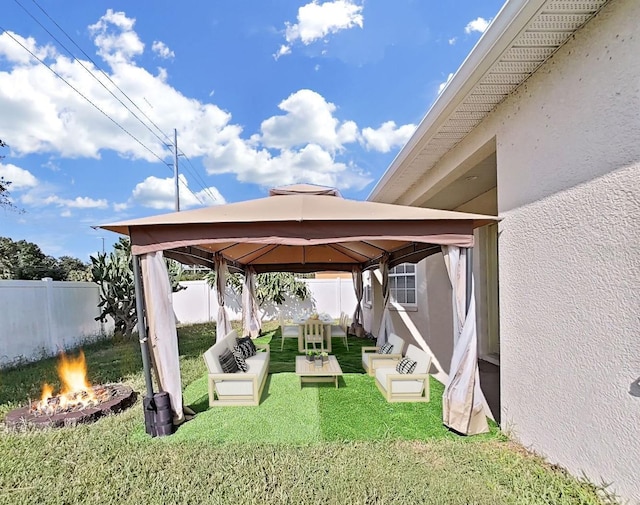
[0,277,356,367]
[172,278,358,325]
[0,279,114,368]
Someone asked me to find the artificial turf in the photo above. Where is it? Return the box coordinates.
[164,327,500,444]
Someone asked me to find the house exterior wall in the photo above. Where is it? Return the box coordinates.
[495,1,640,500]
[369,0,639,500]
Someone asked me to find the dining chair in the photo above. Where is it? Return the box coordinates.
[330,312,349,351]
[303,318,325,352]
[279,312,299,351]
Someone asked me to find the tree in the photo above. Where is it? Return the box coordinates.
[0,237,65,280]
[205,270,310,310]
[91,238,185,339]
[57,255,92,281]
[0,139,17,211]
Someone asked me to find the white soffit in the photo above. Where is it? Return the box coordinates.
[369,0,610,204]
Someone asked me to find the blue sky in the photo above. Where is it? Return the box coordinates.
[0,0,505,260]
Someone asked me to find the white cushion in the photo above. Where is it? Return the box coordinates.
[203,330,240,374]
[375,366,424,395]
[405,344,430,374]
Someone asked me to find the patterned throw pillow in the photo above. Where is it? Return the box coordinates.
[396,357,417,374]
[378,342,394,354]
[236,336,257,358]
[232,345,249,372]
[218,349,239,374]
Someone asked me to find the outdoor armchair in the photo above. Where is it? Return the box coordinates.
[374,344,431,403]
[361,332,405,376]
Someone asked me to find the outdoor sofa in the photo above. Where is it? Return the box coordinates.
[203,329,270,406]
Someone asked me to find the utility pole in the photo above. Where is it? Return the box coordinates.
[173,128,180,212]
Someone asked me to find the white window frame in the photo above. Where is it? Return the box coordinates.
[363,270,372,308]
[388,263,417,309]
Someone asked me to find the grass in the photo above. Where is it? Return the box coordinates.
[0,321,617,505]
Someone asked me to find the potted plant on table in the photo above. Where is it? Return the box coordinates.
[321,351,329,364]
[313,350,323,367]
[306,350,315,363]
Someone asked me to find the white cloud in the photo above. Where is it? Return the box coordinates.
[361,121,416,153]
[152,40,175,59]
[259,89,357,152]
[278,0,363,57]
[448,37,457,46]
[131,174,226,210]
[464,17,490,34]
[21,190,108,209]
[0,12,405,197]
[438,72,454,94]
[0,162,38,189]
[273,44,291,60]
[113,202,129,212]
[0,31,57,65]
[204,140,372,190]
[61,209,72,217]
[89,10,144,65]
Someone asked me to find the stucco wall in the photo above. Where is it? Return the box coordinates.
[496,0,640,501]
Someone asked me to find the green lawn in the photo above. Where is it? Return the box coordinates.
[0,321,616,504]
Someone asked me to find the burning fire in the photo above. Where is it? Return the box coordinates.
[35,350,98,416]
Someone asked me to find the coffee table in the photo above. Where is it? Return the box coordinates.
[295,355,343,388]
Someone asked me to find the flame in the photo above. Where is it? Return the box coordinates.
[36,350,97,414]
[41,383,54,403]
[58,350,94,397]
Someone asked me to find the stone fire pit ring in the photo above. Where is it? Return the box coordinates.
[4,383,137,430]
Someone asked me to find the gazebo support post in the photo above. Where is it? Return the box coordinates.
[132,254,156,435]
[465,247,473,314]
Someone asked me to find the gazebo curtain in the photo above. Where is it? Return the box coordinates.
[242,267,261,338]
[140,251,184,423]
[214,253,232,341]
[351,267,364,336]
[441,245,488,435]
[376,255,395,346]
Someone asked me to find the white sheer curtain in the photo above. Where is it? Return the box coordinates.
[351,267,364,336]
[214,254,232,341]
[441,245,488,435]
[140,251,184,423]
[242,267,261,338]
[376,255,395,346]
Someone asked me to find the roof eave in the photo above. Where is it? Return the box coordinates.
[368,0,546,202]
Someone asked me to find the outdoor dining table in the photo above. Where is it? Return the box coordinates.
[293,313,334,352]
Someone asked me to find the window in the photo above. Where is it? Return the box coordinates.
[363,270,372,307]
[389,263,416,305]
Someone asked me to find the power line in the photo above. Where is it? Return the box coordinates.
[13,0,171,153]
[0,26,170,166]
[27,0,217,205]
[4,3,211,207]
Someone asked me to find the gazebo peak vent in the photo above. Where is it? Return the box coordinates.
[268,183,342,197]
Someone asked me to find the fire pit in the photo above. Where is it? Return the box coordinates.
[4,350,137,430]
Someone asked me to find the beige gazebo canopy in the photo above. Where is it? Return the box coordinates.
[99,184,496,273]
[97,184,497,437]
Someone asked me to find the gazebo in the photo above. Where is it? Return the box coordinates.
[98,184,497,436]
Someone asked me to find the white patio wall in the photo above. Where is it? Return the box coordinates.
[0,279,114,367]
[172,277,358,325]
